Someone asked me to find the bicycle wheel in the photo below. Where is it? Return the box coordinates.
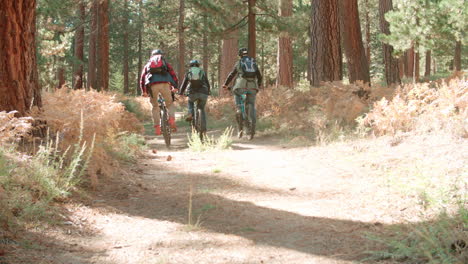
[196,108,204,141]
[245,103,255,140]
[161,107,171,148]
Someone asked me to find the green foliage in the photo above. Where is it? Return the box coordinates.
[104,132,146,162]
[367,207,468,264]
[0,132,94,226]
[188,127,233,152]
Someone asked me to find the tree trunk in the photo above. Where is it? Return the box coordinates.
[73,0,85,89]
[0,0,41,115]
[454,40,462,71]
[178,0,186,77]
[277,0,294,87]
[364,0,371,67]
[310,0,342,86]
[220,29,239,96]
[123,0,130,94]
[96,0,109,91]
[339,0,370,84]
[406,46,414,78]
[88,0,98,90]
[137,0,143,95]
[202,17,209,73]
[424,50,431,77]
[56,65,65,89]
[414,48,420,82]
[379,0,400,85]
[248,0,257,58]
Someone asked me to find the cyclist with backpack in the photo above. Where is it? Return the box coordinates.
[222,48,262,139]
[140,49,179,135]
[178,59,211,133]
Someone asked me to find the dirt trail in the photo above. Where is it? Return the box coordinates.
[5,125,426,264]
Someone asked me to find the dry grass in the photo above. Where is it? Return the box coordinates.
[33,88,144,186]
[0,111,34,145]
[361,78,467,137]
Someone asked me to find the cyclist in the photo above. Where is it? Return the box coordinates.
[222,48,262,139]
[178,59,211,133]
[139,49,179,135]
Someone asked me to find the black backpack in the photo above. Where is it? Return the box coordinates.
[239,56,258,78]
[188,67,204,90]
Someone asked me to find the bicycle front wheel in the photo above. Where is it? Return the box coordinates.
[161,108,171,148]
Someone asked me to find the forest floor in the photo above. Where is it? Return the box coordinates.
[2,118,466,264]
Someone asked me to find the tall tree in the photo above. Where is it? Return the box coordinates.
[73,0,85,89]
[0,0,41,115]
[203,16,209,73]
[339,0,370,84]
[277,0,294,87]
[96,0,110,91]
[88,0,98,90]
[309,0,342,86]
[454,40,462,71]
[178,0,186,76]
[219,29,239,95]
[379,0,400,85]
[363,0,371,66]
[123,0,130,94]
[137,0,143,95]
[248,0,257,58]
[424,50,431,77]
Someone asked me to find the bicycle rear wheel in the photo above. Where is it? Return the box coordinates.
[196,108,204,141]
[161,108,171,148]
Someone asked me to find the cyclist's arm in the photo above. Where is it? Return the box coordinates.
[139,63,149,95]
[178,73,189,95]
[203,71,211,94]
[166,62,179,87]
[224,67,238,87]
[256,68,263,88]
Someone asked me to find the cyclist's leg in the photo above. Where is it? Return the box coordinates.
[246,89,257,132]
[149,84,161,126]
[186,99,195,121]
[156,83,176,130]
[233,89,244,134]
[195,93,208,132]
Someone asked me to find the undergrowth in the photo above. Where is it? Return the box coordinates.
[188,127,233,152]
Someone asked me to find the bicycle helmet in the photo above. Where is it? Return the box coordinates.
[151,49,163,56]
[189,59,200,67]
[238,48,248,56]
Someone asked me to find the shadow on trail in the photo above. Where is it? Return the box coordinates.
[90,161,386,262]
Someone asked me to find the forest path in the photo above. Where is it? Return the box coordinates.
[8,122,419,264]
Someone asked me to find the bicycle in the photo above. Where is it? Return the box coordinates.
[157,93,171,148]
[190,98,206,141]
[229,87,256,140]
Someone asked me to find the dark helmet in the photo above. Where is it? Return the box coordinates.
[238,48,248,56]
[189,59,200,67]
[151,49,163,56]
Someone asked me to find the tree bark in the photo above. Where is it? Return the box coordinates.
[339,0,370,84]
[73,0,85,89]
[203,16,209,73]
[96,0,109,91]
[178,0,186,77]
[424,50,431,77]
[379,0,400,85]
[310,0,342,86]
[88,0,98,90]
[220,29,239,95]
[123,0,130,94]
[137,0,143,95]
[277,0,294,87]
[56,65,65,89]
[454,40,462,71]
[248,0,257,58]
[0,0,41,115]
[406,47,413,77]
[364,0,371,66]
